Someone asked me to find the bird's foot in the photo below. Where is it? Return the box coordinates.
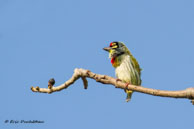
[125,82,130,90]
[115,78,122,88]
[116,78,122,82]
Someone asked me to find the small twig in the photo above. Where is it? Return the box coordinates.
[31,68,194,105]
[81,77,88,89]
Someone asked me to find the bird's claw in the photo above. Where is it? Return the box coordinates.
[116,78,122,82]
[115,78,122,88]
[125,82,130,90]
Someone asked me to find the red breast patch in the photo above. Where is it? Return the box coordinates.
[111,57,115,64]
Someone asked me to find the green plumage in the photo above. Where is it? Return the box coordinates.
[104,41,141,102]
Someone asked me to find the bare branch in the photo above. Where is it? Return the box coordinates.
[31,68,194,105]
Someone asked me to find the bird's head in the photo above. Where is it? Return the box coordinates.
[103,41,129,58]
[103,41,130,66]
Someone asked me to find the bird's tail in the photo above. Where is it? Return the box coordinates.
[125,90,133,102]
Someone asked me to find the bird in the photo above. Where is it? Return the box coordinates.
[103,41,141,102]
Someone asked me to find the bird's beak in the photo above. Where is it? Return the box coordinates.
[103,47,112,52]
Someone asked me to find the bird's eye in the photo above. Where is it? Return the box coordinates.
[109,42,118,48]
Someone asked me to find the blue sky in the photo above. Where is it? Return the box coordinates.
[1,0,194,129]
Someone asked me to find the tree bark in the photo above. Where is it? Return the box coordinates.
[31,68,194,105]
